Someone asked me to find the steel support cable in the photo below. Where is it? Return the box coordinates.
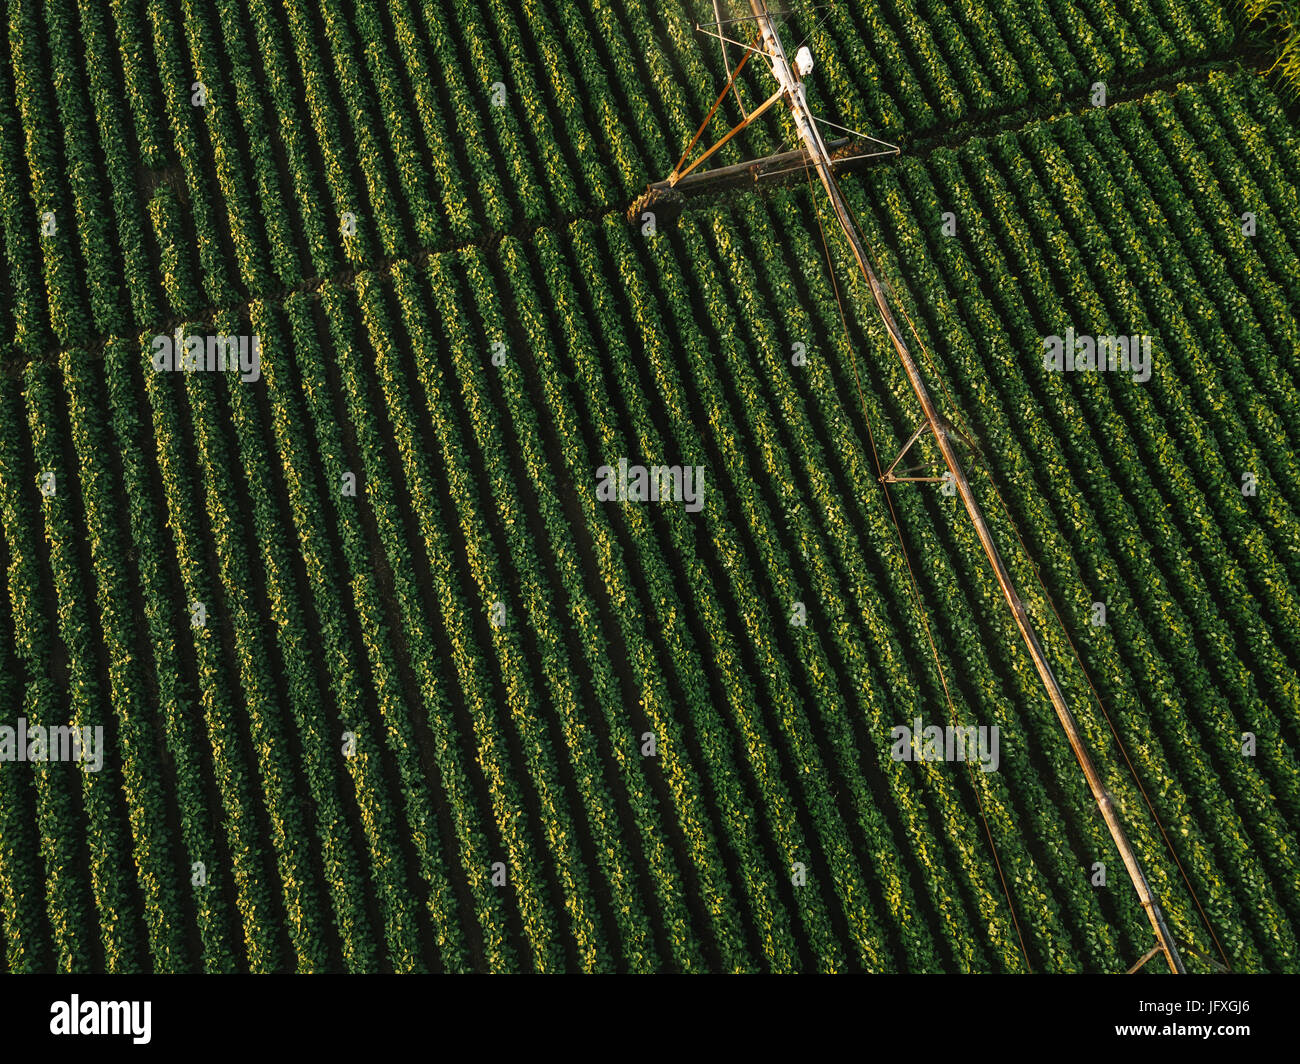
[980,469,1233,972]
[857,202,1230,973]
[800,157,1034,973]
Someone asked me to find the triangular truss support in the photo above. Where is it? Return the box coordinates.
[880,417,983,485]
[1127,938,1229,974]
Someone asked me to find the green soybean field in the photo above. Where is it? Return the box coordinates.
[0,0,1297,974]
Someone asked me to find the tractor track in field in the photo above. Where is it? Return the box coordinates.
[0,49,1275,381]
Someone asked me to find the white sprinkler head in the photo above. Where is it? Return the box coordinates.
[794,46,814,77]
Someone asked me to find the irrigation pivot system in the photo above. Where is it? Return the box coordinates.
[632,0,1190,974]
